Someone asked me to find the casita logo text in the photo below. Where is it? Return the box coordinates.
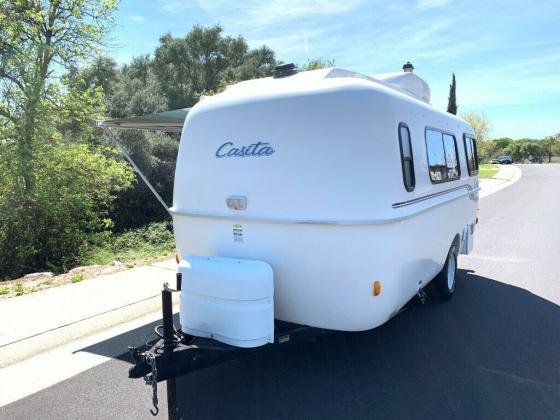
[215,142,275,158]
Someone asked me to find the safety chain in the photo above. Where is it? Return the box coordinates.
[144,352,159,416]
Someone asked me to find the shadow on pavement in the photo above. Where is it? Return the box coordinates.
[21,270,560,419]
[75,314,181,364]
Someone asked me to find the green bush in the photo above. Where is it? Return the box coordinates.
[0,143,134,279]
[13,281,25,296]
[71,273,86,283]
[82,221,175,266]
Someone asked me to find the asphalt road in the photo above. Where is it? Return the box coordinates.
[2,164,559,420]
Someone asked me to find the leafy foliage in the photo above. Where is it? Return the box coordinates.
[462,111,492,143]
[153,26,276,108]
[0,143,133,278]
[0,0,133,279]
[71,273,86,283]
[0,0,118,192]
[476,134,560,162]
[301,58,335,71]
[83,221,175,266]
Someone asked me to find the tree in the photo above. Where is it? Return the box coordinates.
[302,58,335,71]
[462,111,492,160]
[502,142,523,162]
[153,25,277,109]
[69,56,119,97]
[541,135,560,163]
[0,0,118,194]
[493,137,513,151]
[462,111,491,143]
[109,56,167,118]
[522,142,545,163]
[0,1,135,279]
[553,133,560,157]
[447,73,457,115]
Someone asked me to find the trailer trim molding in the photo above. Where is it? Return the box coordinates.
[169,186,479,226]
[391,184,476,208]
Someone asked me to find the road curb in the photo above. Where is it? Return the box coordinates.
[479,165,522,199]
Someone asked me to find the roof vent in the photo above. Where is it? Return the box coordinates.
[402,62,414,73]
[273,63,298,78]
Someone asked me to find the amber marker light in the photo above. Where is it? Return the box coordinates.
[175,251,180,264]
[373,281,381,296]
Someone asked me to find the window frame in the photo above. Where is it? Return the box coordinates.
[424,127,460,184]
[463,134,479,176]
[398,122,415,192]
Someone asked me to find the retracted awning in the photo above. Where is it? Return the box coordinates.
[96,108,192,216]
[96,108,191,132]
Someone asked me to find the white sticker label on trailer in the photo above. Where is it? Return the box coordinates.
[233,224,243,242]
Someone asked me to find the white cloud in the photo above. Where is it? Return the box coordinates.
[244,0,366,25]
[252,27,331,55]
[156,0,367,61]
[157,0,184,14]
[417,0,450,9]
[159,0,366,26]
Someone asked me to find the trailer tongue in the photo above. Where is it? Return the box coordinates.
[127,274,332,418]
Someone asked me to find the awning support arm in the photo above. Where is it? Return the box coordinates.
[104,127,172,217]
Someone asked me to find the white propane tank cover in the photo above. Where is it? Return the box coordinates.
[179,256,274,348]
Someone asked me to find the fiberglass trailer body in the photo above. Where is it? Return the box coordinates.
[99,64,479,350]
[170,65,479,347]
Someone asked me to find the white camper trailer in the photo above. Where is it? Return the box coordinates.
[99,63,479,350]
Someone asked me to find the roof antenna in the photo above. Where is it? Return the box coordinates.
[403,62,414,73]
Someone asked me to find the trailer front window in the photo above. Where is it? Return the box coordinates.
[398,123,415,192]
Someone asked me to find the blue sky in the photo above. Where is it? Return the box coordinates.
[109,0,560,139]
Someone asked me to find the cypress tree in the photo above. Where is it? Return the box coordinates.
[447,73,457,115]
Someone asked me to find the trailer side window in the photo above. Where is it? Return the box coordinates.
[463,134,479,176]
[426,129,447,182]
[398,123,415,191]
[443,134,460,180]
[425,129,460,183]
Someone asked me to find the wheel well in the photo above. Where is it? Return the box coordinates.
[451,234,461,254]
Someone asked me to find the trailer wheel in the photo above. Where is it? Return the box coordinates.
[434,245,457,300]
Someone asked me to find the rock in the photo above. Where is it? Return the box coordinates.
[24,272,54,279]
[68,266,87,275]
[99,266,119,275]
[68,265,101,275]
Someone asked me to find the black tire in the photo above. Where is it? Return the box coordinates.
[433,245,457,300]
